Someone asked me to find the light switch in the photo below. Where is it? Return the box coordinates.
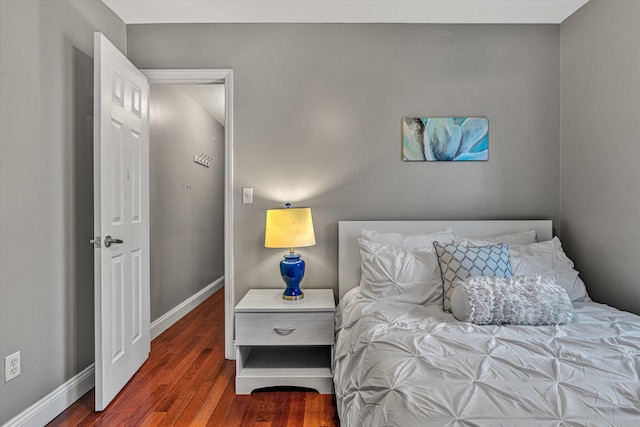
[242,187,253,204]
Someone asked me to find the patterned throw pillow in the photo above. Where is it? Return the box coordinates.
[433,242,512,312]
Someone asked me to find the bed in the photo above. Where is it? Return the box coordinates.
[334,220,640,426]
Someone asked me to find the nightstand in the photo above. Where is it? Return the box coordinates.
[234,288,336,394]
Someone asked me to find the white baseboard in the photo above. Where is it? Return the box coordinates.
[2,364,95,427]
[2,277,224,427]
[150,276,224,340]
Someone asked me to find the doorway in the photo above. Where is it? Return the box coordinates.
[148,84,225,337]
[143,69,234,360]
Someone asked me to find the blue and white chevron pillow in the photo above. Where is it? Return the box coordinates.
[433,242,512,312]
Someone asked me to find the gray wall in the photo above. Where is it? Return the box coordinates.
[10,4,635,422]
[128,23,561,304]
[0,0,125,423]
[149,85,225,321]
[560,0,640,315]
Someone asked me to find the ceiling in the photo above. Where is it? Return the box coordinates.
[101,0,590,25]
[178,84,225,126]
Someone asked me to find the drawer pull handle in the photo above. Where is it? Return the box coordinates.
[273,326,296,335]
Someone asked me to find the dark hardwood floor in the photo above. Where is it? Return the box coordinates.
[48,289,340,426]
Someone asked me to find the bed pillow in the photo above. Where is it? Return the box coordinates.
[450,276,573,325]
[359,238,443,304]
[362,228,454,249]
[509,237,590,302]
[433,242,512,312]
[454,229,538,246]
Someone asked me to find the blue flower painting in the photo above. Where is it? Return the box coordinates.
[403,117,488,161]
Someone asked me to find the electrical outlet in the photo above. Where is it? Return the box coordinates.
[5,351,21,382]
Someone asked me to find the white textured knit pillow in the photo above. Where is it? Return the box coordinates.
[450,276,573,325]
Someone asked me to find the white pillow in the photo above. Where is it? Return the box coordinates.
[509,237,590,302]
[358,238,443,304]
[362,228,454,249]
[450,276,573,325]
[454,229,538,246]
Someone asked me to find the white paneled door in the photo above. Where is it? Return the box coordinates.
[93,32,150,411]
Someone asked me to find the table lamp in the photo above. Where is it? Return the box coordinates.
[265,204,316,300]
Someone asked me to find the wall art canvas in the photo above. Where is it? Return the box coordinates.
[403,117,488,161]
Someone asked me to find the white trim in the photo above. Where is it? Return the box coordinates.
[142,69,235,360]
[2,365,95,427]
[143,69,229,84]
[223,72,235,360]
[150,276,224,339]
[101,0,591,25]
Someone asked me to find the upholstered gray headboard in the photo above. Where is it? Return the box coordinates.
[338,220,552,300]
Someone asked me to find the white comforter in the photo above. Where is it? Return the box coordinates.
[334,288,640,426]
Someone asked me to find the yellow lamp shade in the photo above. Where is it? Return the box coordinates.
[265,207,316,249]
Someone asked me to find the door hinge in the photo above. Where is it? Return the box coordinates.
[90,236,101,248]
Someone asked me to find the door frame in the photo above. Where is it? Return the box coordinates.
[142,69,235,359]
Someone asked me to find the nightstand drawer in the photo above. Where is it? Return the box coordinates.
[236,312,333,345]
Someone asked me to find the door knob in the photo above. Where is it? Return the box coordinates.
[104,235,124,248]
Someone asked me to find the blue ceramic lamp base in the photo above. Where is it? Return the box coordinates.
[280,252,305,300]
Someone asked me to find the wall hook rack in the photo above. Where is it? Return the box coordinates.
[194,153,212,168]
